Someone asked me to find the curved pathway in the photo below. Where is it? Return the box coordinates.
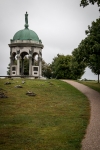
[62,80,100,150]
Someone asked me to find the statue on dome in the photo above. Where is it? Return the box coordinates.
[25,12,28,24]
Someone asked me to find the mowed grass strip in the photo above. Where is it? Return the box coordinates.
[0,78,90,150]
[78,80,100,93]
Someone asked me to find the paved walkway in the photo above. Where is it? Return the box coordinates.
[62,80,100,150]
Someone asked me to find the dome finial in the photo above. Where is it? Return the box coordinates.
[25,12,29,29]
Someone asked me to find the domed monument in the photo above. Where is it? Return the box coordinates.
[9,12,44,78]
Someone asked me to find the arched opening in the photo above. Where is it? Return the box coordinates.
[10,46,43,77]
[12,52,17,65]
[20,52,29,75]
[32,52,39,77]
[10,52,17,75]
[32,52,39,66]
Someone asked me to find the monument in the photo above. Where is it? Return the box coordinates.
[8,12,44,78]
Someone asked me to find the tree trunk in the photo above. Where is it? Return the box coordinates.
[98,73,99,83]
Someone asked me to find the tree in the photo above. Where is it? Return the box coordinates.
[51,54,73,79]
[24,57,29,75]
[72,38,91,63]
[71,48,87,79]
[72,37,100,82]
[42,62,52,79]
[51,54,85,79]
[72,19,100,82]
[85,19,100,82]
[88,54,100,82]
[80,0,100,8]
[80,0,100,81]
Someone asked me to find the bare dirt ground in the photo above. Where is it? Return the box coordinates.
[62,80,100,150]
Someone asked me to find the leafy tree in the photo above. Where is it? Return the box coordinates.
[51,54,71,79]
[51,54,85,79]
[88,54,100,82]
[85,18,100,82]
[72,19,100,82]
[51,54,73,79]
[80,0,100,8]
[71,48,87,79]
[42,62,52,79]
[23,57,29,75]
[72,38,91,64]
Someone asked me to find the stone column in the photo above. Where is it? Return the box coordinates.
[32,58,35,65]
[17,55,20,75]
[9,48,12,76]
[39,55,42,77]
[21,57,24,75]
[29,54,32,76]
[10,56,13,75]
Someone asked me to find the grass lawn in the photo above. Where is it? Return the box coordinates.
[0,78,90,150]
[78,80,100,93]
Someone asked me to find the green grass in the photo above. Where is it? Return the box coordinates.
[78,80,100,93]
[0,78,90,150]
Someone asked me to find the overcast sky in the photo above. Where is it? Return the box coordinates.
[0,0,99,79]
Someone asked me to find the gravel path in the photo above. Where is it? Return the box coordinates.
[62,80,100,150]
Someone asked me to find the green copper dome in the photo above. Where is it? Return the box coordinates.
[13,28,39,41]
[13,12,40,42]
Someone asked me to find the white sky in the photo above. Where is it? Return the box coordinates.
[0,0,99,79]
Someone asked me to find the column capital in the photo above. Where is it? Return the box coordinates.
[10,56,12,59]
[28,54,32,59]
[17,55,20,59]
[38,56,42,61]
